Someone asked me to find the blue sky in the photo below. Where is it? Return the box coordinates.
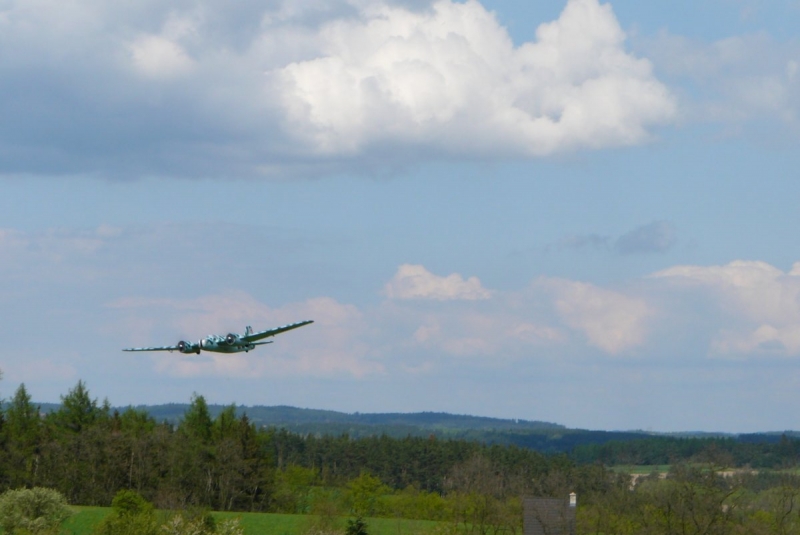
[1,0,799,432]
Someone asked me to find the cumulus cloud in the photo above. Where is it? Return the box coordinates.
[278,0,676,157]
[652,260,800,357]
[382,264,652,360]
[0,0,675,178]
[384,264,492,300]
[538,277,652,354]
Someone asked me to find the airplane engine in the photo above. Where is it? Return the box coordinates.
[225,333,240,345]
[177,341,199,354]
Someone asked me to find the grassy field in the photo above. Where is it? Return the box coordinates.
[610,464,671,475]
[61,507,110,534]
[49,507,440,535]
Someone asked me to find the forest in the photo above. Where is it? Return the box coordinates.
[3,380,800,534]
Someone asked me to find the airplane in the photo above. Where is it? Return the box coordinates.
[123,320,313,354]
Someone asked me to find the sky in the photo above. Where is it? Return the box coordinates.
[1,0,799,433]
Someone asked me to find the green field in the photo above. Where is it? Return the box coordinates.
[46,507,440,535]
[610,464,670,475]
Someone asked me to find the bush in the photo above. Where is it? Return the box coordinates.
[160,514,208,535]
[0,487,72,535]
[160,512,243,535]
[111,489,155,516]
[215,518,245,535]
[345,516,368,535]
[93,490,158,535]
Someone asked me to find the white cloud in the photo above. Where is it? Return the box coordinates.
[653,260,800,357]
[0,0,675,178]
[129,35,195,78]
[539,277,652,354]
[652,260,798,324]
[277,0,676,156]
[384,264,492,300]
[383,264,649,359]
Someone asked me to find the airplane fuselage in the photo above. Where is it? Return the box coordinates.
[198,335,257,354]
[175,334,261,354]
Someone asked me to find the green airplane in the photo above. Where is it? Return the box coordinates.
[123,320,313,355]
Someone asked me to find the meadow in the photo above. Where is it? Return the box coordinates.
[50,507,440,535]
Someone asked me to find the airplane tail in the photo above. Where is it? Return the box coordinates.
[245,325,253,336]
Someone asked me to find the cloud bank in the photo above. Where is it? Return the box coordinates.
[3,223,798,380]
[0,0,675,178]
[653,260,800,357]
[101,257,800,382]
[3,222,800,430]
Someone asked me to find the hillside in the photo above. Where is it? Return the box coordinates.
[137,403,564,430]
[27,401,800,456]
[126,403,652,453]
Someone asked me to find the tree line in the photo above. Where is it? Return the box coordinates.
[0,381,601,514]
[5,380,800,535]
[573,434,800,468]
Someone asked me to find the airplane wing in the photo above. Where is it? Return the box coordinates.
[242,320,314,342]
[122,345,180,352]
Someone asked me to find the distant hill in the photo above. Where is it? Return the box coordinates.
[128,404,656,453]
[24,401,800,456]
[28,401,644,453]
[134,403,564,430]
